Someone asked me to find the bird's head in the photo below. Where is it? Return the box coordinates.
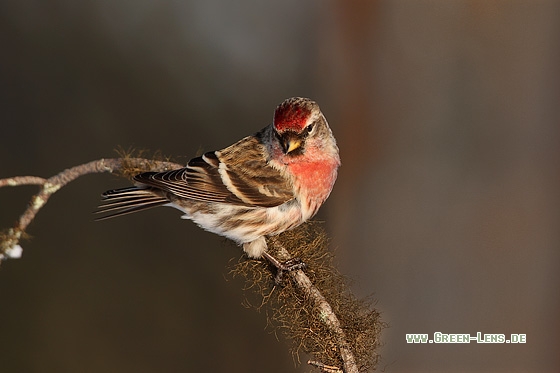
[272,97,326,156]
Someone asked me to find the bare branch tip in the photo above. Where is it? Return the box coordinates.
[0,228,25,262]
[0,176,47,188]
[308,360,343,373]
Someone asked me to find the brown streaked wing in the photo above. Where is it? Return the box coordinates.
[132,136,294,207]
[132,156,240,204]
[216,136,294,207]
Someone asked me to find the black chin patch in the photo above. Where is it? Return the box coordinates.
[277,131,306,156]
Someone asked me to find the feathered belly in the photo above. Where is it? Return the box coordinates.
[169,200,304,244]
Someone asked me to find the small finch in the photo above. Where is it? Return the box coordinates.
[97,97,340,269]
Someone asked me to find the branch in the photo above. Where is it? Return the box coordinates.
[234,224,382,372]
[0,157,181,261]
[272,240,358,373]
[1,156,383,372]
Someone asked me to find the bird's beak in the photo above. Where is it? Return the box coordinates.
[285,139,302,154]
[278,131,304,154]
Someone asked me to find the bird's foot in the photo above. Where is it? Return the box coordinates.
[262,251,307,285]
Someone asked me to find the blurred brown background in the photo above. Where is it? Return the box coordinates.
[1,1,558,372]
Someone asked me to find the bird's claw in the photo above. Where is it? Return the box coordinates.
[262,252,307,285]
[273,257,307,285]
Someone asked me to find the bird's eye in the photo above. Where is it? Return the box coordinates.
[306,123,315,135]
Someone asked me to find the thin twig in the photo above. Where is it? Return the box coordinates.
[0,176,47,187]
[0,158,181,261]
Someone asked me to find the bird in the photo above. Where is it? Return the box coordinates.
[97,97,340,273]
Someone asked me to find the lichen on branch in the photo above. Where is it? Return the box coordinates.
[231,222,383,372]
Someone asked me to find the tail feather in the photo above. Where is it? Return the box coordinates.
[95,186,169,220]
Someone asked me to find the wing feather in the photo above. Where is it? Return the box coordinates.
[131,135,294,207]
[95,187,168,220]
